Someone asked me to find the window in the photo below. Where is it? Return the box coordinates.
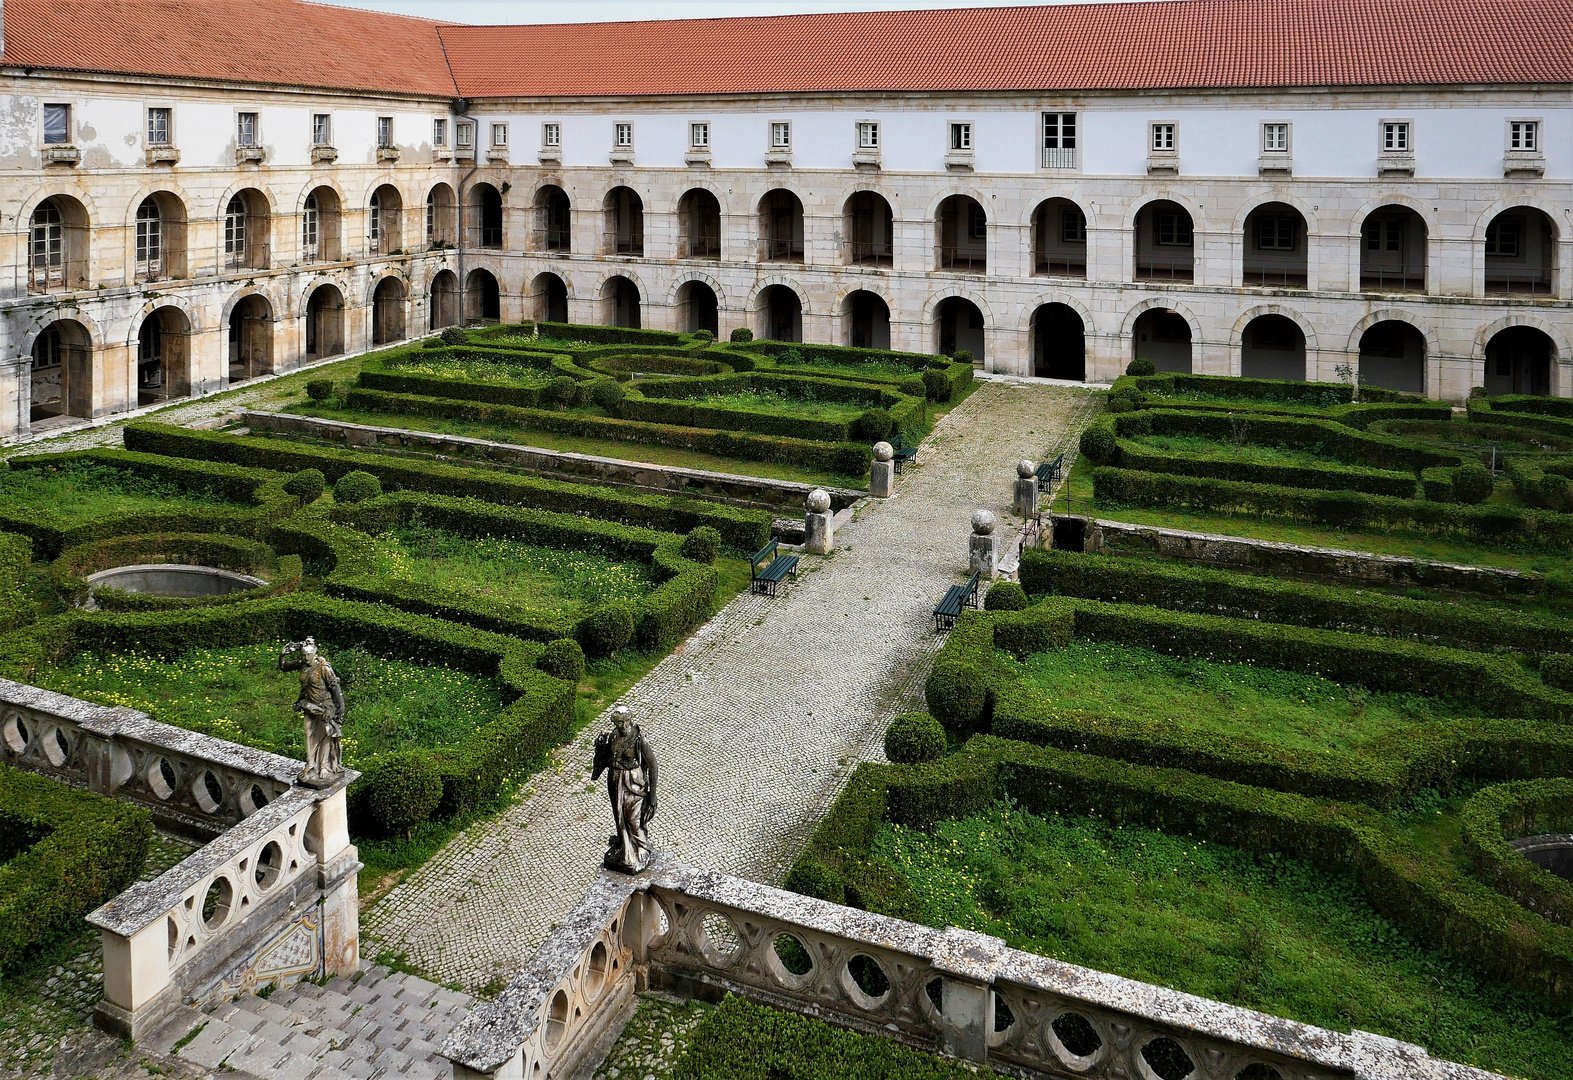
[1061,208,1086,244]
[542,122,561,147]
[1382,121,1410,152]
[1256,216,1297,251]
[369,191,382,252]
[135,200,163,278]
[377,116,393,148]
[1510,120,1540,152]
[147,107,172,145]
[771,121,791,149]
[950,122,972,151]
[1156,213,1192,247]
[858,122,879,150]
[312,113,331,147]
[1042,112,1076,168]
[970,203,987,240]
[457,121,474,149]
[433,118,449,148]
[614,122,633,148]
[1486,217,1522,257]
[237,112,258,147]
[302,192,320,260]
[425,192,436,242]
[42,103,70,145]
[1262,122,1289,153]
[224,194,247,268]
[690,122,710,149]
[1151,123,1175,152]
[1365,218,1404,252]
[491,122,508,147]
[30,203,64,288]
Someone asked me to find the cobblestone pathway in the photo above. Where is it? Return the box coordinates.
[364,379,1098,991]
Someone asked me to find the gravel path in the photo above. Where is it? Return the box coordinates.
[362,379,1099,992]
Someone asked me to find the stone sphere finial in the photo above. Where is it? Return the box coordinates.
[971,509,997,536]
[873,441,894,463]
[1016,459,1036,479]
[807,488,832,514]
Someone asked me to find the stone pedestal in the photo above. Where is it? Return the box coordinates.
[1014,478,1039,519]
[969,509,999,577]
[805,488,834,554]
[870,441,895,498]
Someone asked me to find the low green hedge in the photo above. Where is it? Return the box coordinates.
[617,371,924,443]
[738,338,933,369]
[0,764,153,972]
[1018,547,1573,656]
[1509,460,1573,512]
[49,533,301,611]
[537,322,693,347]
[0,531,32,629]
[122,423,771,552]
[1120,408,1459,471]
[1122,371,1427,408]
[1111,436,1419,497]
[1469,398,1573,441]
[1460,779,1573,927]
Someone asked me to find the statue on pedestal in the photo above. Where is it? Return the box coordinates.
[280,637,345,786]
[591,706,658,873]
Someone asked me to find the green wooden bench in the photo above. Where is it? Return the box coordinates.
[750,539,800,597]
[1035,452,1066,493]
[890,433,920,474]
[932,570,981,631]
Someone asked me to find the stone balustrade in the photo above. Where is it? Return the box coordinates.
[445,857,1501,1080]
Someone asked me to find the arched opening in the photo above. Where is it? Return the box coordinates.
[1132,309,1192,374]
[228,294,273,382]
[369,184,403,256]
[1358,321,1425,394]
[759,190,804,262]
[134,192,187,282]
[845,192,893,266]
[757,285,803,342]
[137,306,191,406]
[1031,198,1086,278]
[28,195,90,292]
[1242,203,1307,287]
[1134,201,1194,282]
[678,189,721,260]
[465,269,501,324]
[301,187,342,263]
[29,320,92,421]
[1485,208,1557,296]
[676,280,719,336]
[936,296,984,360]
[936,195,986,272]
[224,189,270,270]
[1240,314,1306,381]
[531,272,568,324]
[429,269,460,331]
[372,277,407,344]
[467,182,503,249]
[305,284,345,360]
[603,187,644,256]
[1360,205,1426,292]
[845,290,890,350]
[425,183,457,247]
[1485,326,1554,396]
[534,185,571,253]
[1033,303,1085,380]
[602,276,641,329]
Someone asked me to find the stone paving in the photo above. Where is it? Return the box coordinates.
[364,378,1100,992]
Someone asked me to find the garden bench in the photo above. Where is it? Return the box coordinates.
[750,539,800,597]
[932,571,981,631]
[1035,452,1066,493]
[890,434,920,475]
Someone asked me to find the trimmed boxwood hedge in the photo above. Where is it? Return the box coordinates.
[536,322,691,347]
[1118,408,1460,471]
[1111,436,1420,497]
[0,531,32,629]
[1471,395,1573,438]
[1120,371,1428,408]
[0,763,153,972]
[49,532,302,612]
[1460,779,1573,928]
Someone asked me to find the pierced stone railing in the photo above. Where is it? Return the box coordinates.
[445,857,1502,1080]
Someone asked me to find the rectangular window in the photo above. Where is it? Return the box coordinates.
[1256,216,1297,251]
[1365,218,1404,252]
[42,103,70,144]
[1042,112,1077,168]
[858,121,879,150]
[237,112,258,147]
[1382,121,1410,152]
[950,122,972,151]
[147,107,171,145]
[614,122,633,148]
[433,118,448,147]
[377,116,393,148]
[312,113,331,147]
[1486,217,1522,257]
[1510,120,1540,152]
[690,122,710,148]
[1151,123,1175,152]
[457,121,474,149]
[971,204,987,240]
[542,122,560,147]
[1262,122,1289,153]
[491,122,508,146]
[771,121,791,149]
[1156,213,1193,247]
[1061,208,1086,244]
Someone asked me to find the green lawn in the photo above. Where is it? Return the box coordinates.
[875,804,1573,1080]
[1130,432,1378,469]
[683,388,867,421]
[753,358,918,382]
[387,355,555,388]
[0,461,240,525]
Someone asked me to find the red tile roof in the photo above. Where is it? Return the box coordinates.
[3,0,1572,99]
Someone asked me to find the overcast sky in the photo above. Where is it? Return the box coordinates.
[323,0,1077,24]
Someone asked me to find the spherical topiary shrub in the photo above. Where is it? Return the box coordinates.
[922,368,951,402]
[548,375,579,407]
[440,325,468,346]
[580,599,636,657]
[924,660,992,734]
[984,581,1028,612]
[680,526,722,564]
[306,379,334,402]
[927,356,952,371]
[537,638,587,687]
[952,349,974,366]
[692,329,715,343]
[590,379,625,414]
[783,857,844,904]
[899,374,927,399]
[884,712,946,764]
[334,470,383,504]
[284,468,326,504]
[1452,463,1495,505]
[1125,357,1157,377]
[851,408,894,442]
[1469,385,1489,400]
[729,327,754,343]
[1106,397,1134,414]
[361,752,443,838]
[1078,424,1117,464]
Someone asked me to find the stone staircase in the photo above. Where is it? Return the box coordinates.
[142,965,473,1080]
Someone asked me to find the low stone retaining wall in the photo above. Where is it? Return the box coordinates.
[1513,833,1573,883]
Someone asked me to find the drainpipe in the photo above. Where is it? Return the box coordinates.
[453,97,479,324]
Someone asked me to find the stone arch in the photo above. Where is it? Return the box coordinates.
[290,175,349,212]
[834,180,904,220]
[465,267,502,323]
[129,187,191,280]
[1229,304,1318,352]
[428,268,460,330]
[371,273,408,345]
[1231,190,1320,234]
[1236,310,1310,382]
[1473,312,1571,363]
[219,283,286,326]
[834,278,893,310]
[21,190,93,291]
[293,272,351,319]
[16,182,103,227]
[924,185,994,222]
[1346,309,1442,360]
[600,275,642,329]
[666,270,726,308]
[1121,190,1203,231]
[120,179,195,227]
[1016,291,1096,336]
[674,279,720,337]
[591,266,650,302]
[226,289,276,381]
[304,282,347,360]
[673,178,731,217]
[133,304,194,404]
[26,317,95,421]
[124,293,201,346]
[842,289,891,350]
[922,286,994,327]
[1348,193,1440,239]
[215,179,280,219]
[1121,296,1205,344]
[1021,192,1096,231]
[750,273,814,317]
[529,271,570,324]
[19,305,106,349]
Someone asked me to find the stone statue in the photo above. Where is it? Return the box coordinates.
[280,637,346,786]
[591,706,658,873]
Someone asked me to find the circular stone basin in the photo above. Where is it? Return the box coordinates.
[1511,833,1573,883]
[87,563,267,599]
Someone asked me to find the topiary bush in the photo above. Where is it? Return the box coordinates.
[580,599,636,657]
[922,369,951,402]
[548,375,579,407]
[1079,423,1117,464]
[779,348,805,364]
[692,329,715,343]
[952,350,974,366]
[1107,397,1134,414]
[927,357,952,371]
[306,379,334,402]
[884,712,946,764]
[1452,463,1495,505]
[440,326,468,346]
[333,470,382,504]
[984,581,1028,611]
[681,525,722,564]
[360,751,443,838]
[851,409,894,442]
[783,856,844,905]
[730,327,754,343]
[537,638,587,687]
[283,468,326,504]
[925,659,993,734]
[1126,357,1158,376]
[899,374,927,398]
[589,379,625,414]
